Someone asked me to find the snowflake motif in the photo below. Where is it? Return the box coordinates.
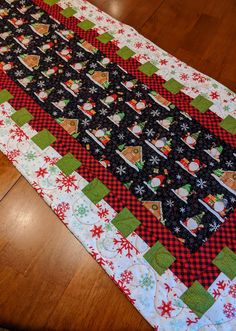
[180,207,185,213]
[74,203,89,217]
[157,300,175,317]
[45,56,52,62]
[10,127,28,142]
[56,173,78,193]
[112,70,118,75]
[149,155,160,165]
[176,174,182,180]
[176,146,184,153]
[35,167,48,178]
[205,133,212,140]
[65,71,71,77]
[111,275,136,305]
[145,128,155,137]
[136,91,142,98]
[196,178,207,189]
[32,181,44,198]
[16,28,23,33]
[6,149,20,163]
[209,221,220,232]
[53,202,70,221]
[81,118,90,127]
[37,81,45,88]
[139,273,154,290]
[82,137,90,143]
[118,133,125,140]
[120,270,133,284]
[15,69,23,77]
[116,165,126,175]
[89,86,98,94]
[90,224,104,238]
[90,248,106,266]
[166,199,174,207]
[174,227,180,233]
[223,303,236,319]
[180,122,189,131]
[99,108,108,115]
[14,47,22,54]
[94,148,100,153]
[57,89,64,95]
[52,111,58,116]
[229,284,236,298]
[230,196,236,203]
[151,109,160,117]
[24,151,36,161]
[89,63,97,69]
[113,234,139,258]
[77,51,84,58]
[226,160,233,168]
[68,110,75,116]
[135,185,145,195]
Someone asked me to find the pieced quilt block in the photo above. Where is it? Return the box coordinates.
[111,208,141,237]
[0,89,13,104]
[190,95,213,113]
[96,32,114,44]
[31,129,56,150]
[213,246,236,279]
[220,115,236,134]
[78,19,95,31]
[139,62,158,76]
[117,46,135,60]
[11,108,33,127]
[82,178,110,204]
[163,78,184,94]
[56,153,81,176]
[60,7,76,18]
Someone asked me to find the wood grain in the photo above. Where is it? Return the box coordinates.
[0,0,235,330]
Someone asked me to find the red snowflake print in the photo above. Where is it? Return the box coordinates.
[96,15,103,21]
[192,72,206,83]
[90,224,104,238]
[180,73,189,81]
[80,5,87,11]
[111,275,136,305]
[120,270,133,284]
[6,149,20,163]
[35,167,48,178]
[113,233,139,258]
[164,283,171,293]
[118,28,125,34]
[210,90,220,100]
[9,126,28,142]
[90,247,106,266]
[32,181,44,198]
[97,207,109,219]
[53,202,70,221]
[223,303,236,319]
[159,59,168,65]
[212,288,221,299]
[217,280,227,291]
[0,119,4,126]
[229,284,236,298]
[56,173,78,193]
[186,317,199,326]
[157,300,175,318]
[134,42,143,49]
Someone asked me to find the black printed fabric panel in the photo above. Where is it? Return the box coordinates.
[0,0,235,253]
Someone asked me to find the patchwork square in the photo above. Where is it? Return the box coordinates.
[31,129,56,150]
[116,46,135,60]
[11,108,33,127]
[111,208,141,237]
[96,32,114,44]
[163,78,184,94]
[0,89,13,104]
[190,95,213,113]
[56,153,81,176]
[43,0,59,5]
[144,241,175,275]
[60,7,76,18]
[212,246,236,279]
[78,19,95,31]
[219,115,236,134]
[180,281,215,318]
[82,178,110,204]
[139,62,158,77]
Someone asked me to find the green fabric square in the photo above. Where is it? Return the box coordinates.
[180,281,215,318]
[82,178,110,204]
[163,78,184,94]
[0,89,13,104]
[219,115,236,135]
[144,241,175,275]
[96,32,114,44]
[190,95,213,113]
[116,46,135,60]
[212,246,236,279]
[31,129,56,150]
[11,108,33,127]
[44,0,59,5]
[111,208,141,237]
[78,19,95,31]
[60,7,76,18]
[139,62,158,77]
[56,153,81,176]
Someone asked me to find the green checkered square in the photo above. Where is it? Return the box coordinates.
[116,46,135,60]
[180,281,215,318]
[11,108,33,127]
[144,241,175,275]
[139,62,158,77]
[56,153,81,176]
[111,208,141,237]
[60,7,76,18]
[82,178,110,204]
[78,19,95,31]
[163,78,184,94]
[96,32,114,44]
[213,246,236,279]
[0,89,13,104]
[219,115,236,135]
[31,129,56,150]
[190,95,213,113]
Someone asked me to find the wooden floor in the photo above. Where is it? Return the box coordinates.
[0,1,236,330]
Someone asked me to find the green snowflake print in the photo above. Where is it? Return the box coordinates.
[25,151,36,161]
[139,273,155,291]
[74,204,89,218]
[48,165,58,174]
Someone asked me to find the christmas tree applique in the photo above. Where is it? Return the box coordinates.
[180,212,205,237]
[199,193,230,223]
[78,99,96,119]
[18,54,40,71]
[148,90,171,110]
[143,201,163,221]
[86,70,110,89]
[145,136,172,159]
[126,99,147,114]
[30,23,50,37]
[172,184,193,203]
[204,145,223,162]
[212,169,236,196]
[116,145,144,171]
[128,121,146,138]
[86,127,112,149]
[181,131,200,149]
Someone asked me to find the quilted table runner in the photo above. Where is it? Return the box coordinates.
[0,0,235,329]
